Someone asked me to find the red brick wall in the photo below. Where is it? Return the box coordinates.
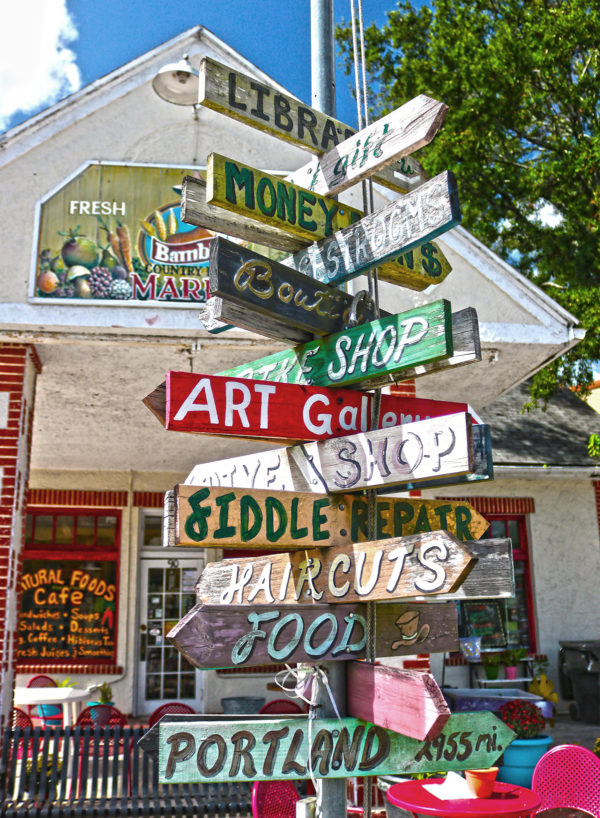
[0,345,40,729]
[389,379,416,398]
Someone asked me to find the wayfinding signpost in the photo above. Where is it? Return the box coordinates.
[140,42,517,806]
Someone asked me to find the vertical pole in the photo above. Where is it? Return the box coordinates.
[311,0,336,118]
[310,6,346,818]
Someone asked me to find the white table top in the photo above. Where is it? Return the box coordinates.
[14,686,94,706]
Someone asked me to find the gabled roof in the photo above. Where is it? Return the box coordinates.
[482,380,599,467]
[0,25,292,168]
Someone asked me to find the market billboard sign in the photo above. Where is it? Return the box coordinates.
[31,161,278,306]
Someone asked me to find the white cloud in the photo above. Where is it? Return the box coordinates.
[0,0,81,131]
[532,199,564,228]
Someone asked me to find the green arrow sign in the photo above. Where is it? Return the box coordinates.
[157,713,514,783]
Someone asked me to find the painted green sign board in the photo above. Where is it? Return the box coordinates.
[218,299,453,390]
[158,714,514,783]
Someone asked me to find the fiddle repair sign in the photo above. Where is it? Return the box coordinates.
[30,161,281,306]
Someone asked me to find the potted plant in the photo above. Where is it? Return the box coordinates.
[482,652,502,680]
[496,699,552,786]
[88,682,114,707]
[500,647,527,680]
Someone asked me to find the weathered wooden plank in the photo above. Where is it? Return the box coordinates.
[184,412,475,494]
[347,661,450,741]
[206,154,363,243]
[285,96,447,198]
[217,299,454,391]
[407,538,515,602]
[195,530,476,606]
[200,296,309,343]
[209,236,382,338]
[172,487,489,548]
[166,601,460,670]
[156,713,515,782]
[280,171,460,289]
[152,370,472,443]
[181,176,311,254]
[197,56,423,194]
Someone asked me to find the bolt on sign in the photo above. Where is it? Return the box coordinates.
[166,601,460,670]
[173,486,489,549]
[146,370,476,444]
[194,531,476,606]
[217,299,454,390]
[184,412,478,494]
[196,56,423,194]
[206,154,363,243]
[154,713,515,782]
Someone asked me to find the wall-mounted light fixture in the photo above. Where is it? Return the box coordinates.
[152,54,199,106]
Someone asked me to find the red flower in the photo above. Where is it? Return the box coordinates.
[498,699,546,739]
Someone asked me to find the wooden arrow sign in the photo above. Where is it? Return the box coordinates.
[173,487,490,549]
[280,171,459,290]
[195,530,476,606]
[156,713,515,782]
[184,412,476,494]
[145,370,475,444]
[347,661,450,741]
[197,55,423,194]
[208,236,383,338]
[285,95,447,198]
[206,154,363,243]
[167,602,460,670]
[180,176,312,254]
[216,299,453,391]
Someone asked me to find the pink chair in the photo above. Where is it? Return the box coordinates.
[11,707,33,729]
[258,698,307,715]
[25,673,62,726]
[76,705,128,727]
[148,701,196,726]
[532,743,600,817]
[252,780,300,818]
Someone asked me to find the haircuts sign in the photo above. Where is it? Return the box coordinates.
[31,161,278,306]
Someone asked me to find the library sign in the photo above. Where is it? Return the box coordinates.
[31,162,279,306]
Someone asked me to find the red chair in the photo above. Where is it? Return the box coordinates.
[148,701,196,726]
[252,780,300,818]
[258,699,307,715]
[75,705,128,727]
[532,743,600,816]
[11,707,33,728]
[25,674,62,726]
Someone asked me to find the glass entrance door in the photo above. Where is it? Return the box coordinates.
[136,557,204,716]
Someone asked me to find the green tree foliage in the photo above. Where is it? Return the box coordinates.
[337,0,600,405]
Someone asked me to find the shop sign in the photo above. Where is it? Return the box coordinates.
[31,161,279,306]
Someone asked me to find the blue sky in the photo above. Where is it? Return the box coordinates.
[0,0,417,134]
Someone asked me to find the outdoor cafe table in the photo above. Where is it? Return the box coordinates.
[386,779,541,818]
[14,685,94,726]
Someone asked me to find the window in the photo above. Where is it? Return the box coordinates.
[459,513,536,652]
[18,508,120,668]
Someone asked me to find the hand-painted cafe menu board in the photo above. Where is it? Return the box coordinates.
[17,559,117,665]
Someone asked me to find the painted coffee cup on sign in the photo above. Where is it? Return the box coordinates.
[464,767,498,798]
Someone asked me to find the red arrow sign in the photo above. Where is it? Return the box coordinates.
[144,371,475,443]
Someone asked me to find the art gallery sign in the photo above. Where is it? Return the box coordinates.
[31,161,275,306]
